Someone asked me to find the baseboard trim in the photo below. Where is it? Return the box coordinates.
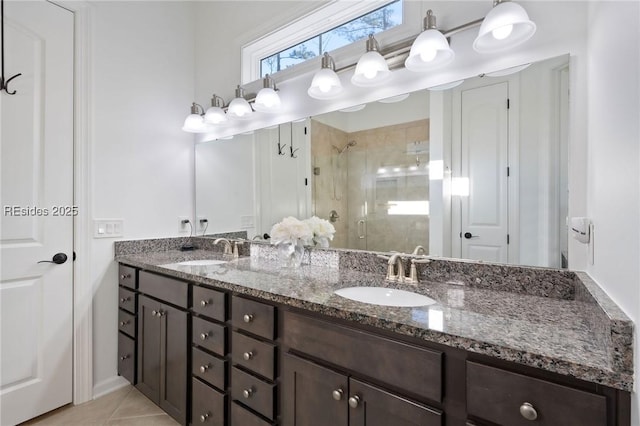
[92,376,130,400]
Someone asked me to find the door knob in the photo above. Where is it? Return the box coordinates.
[38,253,68,264]
[463,232,477,239]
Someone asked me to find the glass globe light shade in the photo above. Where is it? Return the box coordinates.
[227,97,253,119]
[182,113,205,133]
[254,87,282,112]
[473,1,536,53]
[351,51,391,87]
[405,29,454,72]
[308,68,343,100]
[204,106,228,124]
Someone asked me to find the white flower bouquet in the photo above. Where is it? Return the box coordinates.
[303,216,335,248]
[269,216,314,245]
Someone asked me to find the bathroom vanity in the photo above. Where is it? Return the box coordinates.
[115,240,632,426]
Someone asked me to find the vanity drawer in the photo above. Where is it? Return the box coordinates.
[192,316,226,356]
[117,333,136,384]
[193,286,226,322]
[232,296,275,340]
[118,310,136,338]
[231,367,276,420]
[118,287,136,314]
[283,311,443,403]
[192,346,226,391]
[192,377,225,426]
[231,402,272,426]
[118,265,137,289]
[232,331,276,380]
[138,271,188,308]
[466,361,607,426]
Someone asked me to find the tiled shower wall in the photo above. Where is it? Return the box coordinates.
[311,119,430,253]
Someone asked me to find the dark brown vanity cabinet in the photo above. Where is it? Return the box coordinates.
[282,353,442,426]
[281,312,443,426]
[136,272,189,426]
[117,265,137,384]
[230,296,278,426]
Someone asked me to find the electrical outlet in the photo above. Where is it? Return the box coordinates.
[197,216,209,232]
[178,216,191,233]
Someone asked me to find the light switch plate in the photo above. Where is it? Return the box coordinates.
[93,219,124,238]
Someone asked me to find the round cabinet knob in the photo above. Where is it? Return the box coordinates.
[151,310,157,316]
[332,389,344,401]
[200,300,210,307]
[120,274,130,280]
[242,388,254,399]
[243,351,254,361]
[200,413,210,422]
[119,320,129,326]
[120,297,129,303]
[119,355,129,361]
[199,364,210,373]
[156,310,165,317]
[200,332,209,340]
[348,395,360,409]
[243,314,254,323]
[519,402,538,421]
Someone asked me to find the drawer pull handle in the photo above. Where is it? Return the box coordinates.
[120,297,131,303]
[200,299,210,307]
[200,412,210,422]
[332,389,344,401]
[243,351,254,361]
[519,402,538,421]
[119,320,129,326]
[120,273,131,280]
[243,314,254,323]
[119,354,129,361]
[199,364,210,373]
[200,332,210,340]
[348,395,360,409]
[242,388,254,399]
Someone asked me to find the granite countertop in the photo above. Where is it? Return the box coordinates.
[117,248,634,392]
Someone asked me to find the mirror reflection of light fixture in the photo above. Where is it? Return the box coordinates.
[405,10,454,72]
[351,34,391,87]
[182,102,206,133]
[451,177,470,196]
[484,62,531,77]
[253,75,281,112]
[227,85,253,119]
[473,0,536,53]
[428,80,465,91]
[308,52,343,100]
[339,104,366,112]
[378,93,410,103]
[204,94,228,125]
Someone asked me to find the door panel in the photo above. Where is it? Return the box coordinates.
[458,82,509,262]
[0,2,74,424]
[160,303,188,424]
[282,353,348,426]
[349,378,442,426]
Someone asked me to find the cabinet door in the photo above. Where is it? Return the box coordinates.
[349,378,442,426]
[282,353,348,426]
[137,295,162,403]
[159,303,188,425]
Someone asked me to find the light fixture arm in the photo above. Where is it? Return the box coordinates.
[262,74,278,91]
[320,52,336,70]
[365,34,380,52]
[210,94,225,108]
[190,102,205,115]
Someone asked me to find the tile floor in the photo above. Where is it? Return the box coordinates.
[21,385,178,426]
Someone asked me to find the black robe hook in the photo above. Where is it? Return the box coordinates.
[1,0,21,95]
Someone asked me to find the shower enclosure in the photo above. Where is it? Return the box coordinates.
[311,118,430,253]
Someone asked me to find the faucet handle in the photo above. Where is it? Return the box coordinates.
[232,240,244,259]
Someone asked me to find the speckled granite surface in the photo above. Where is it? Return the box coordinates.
[116,246,634,392]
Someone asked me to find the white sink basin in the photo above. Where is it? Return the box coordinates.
[334,287,436,307]
[176,259,227,266]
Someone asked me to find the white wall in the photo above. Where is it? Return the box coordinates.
[88,1,196,395]
[586,1,640,422]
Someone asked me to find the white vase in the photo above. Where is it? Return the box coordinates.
[277,240,304,268]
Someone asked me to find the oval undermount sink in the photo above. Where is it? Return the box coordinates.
[177,259,227,266]
[334,287,436,307]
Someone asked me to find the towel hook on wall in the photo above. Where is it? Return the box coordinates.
[1,0,22,95]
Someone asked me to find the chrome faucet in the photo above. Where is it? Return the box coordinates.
[213,238,232,256]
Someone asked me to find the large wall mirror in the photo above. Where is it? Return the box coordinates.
[196,53,570,269]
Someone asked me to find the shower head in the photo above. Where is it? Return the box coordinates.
[334,140,357,155]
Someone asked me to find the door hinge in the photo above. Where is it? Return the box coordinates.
[507,98,510,109]
[507,166,510,177]
[507,234,510,244]
[304,178,308,186]
[304,127,307,135]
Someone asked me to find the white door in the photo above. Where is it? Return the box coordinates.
[455,82,509,262]
[0,1,74,424]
